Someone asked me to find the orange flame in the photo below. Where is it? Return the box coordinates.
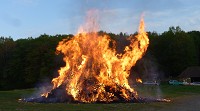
[42,11,149,103]
[136,78,143,83]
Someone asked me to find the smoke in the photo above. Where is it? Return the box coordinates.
[134,53,165,81]
[132,53,165,99]
[78,9,100,33]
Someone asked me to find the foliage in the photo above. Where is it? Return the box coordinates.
[148,27,198,77]
[0,34,72,90]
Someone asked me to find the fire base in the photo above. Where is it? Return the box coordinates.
[19,85,170,103]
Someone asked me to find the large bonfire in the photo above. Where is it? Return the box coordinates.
[22,11,157,103]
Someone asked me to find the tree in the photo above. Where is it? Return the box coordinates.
[188,31,200,65]
[151,26,198,77]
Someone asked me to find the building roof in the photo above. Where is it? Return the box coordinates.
[179,66,200,78]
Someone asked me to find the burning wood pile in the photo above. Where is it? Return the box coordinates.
[20,10,170,103]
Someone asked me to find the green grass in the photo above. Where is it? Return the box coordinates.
[136,84,200,98]
[0,85,200,111]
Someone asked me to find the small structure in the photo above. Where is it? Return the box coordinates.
[179,66,200,83]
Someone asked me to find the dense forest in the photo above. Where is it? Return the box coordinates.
[0,26,200,90]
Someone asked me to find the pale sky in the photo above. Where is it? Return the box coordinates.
[0,0,200,40]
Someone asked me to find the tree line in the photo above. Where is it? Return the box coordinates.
[0,26,200,90]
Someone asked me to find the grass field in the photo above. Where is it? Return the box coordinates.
[0,85,200,111]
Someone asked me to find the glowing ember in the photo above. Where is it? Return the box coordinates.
[136,78,143,83]
[39,11,149,103]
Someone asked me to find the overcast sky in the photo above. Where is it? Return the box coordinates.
[0,0,200,40]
